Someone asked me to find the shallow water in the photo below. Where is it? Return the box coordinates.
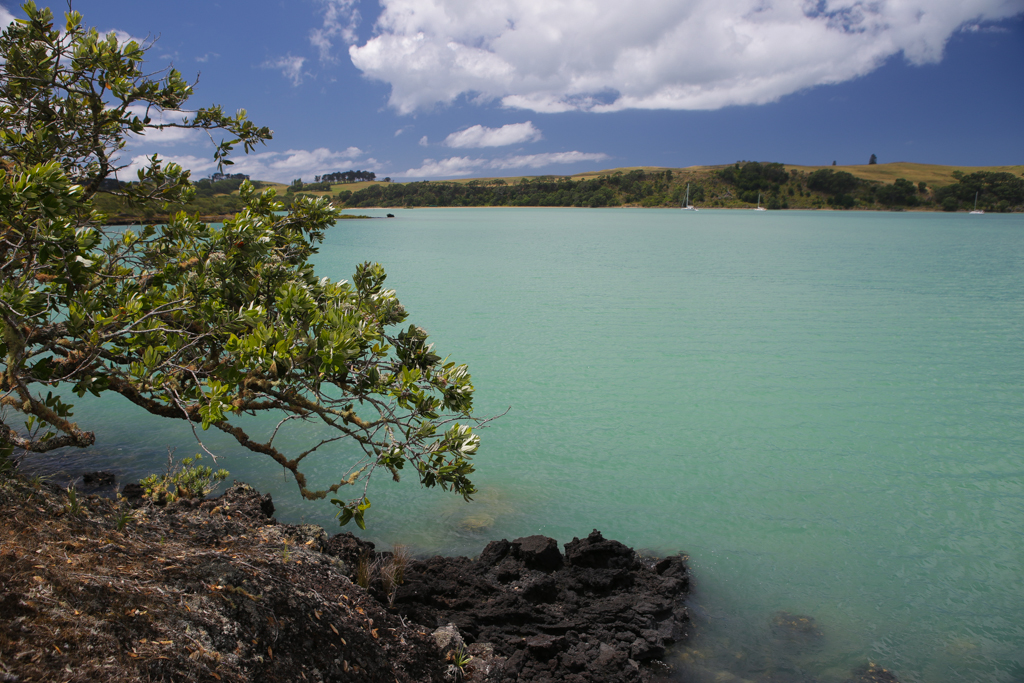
[26,208,1024,682]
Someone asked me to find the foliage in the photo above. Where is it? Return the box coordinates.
[875,178,920,207]
[65,484,82,516]
[139,453,229,503]
[717,162,789,193]
[288,178,332,193]
[805,169,861,196]
[194,176,247,197]
[340,170,683,208]
[933,171,1024,212]
[320,170,376,184]
[115,508,133,532]
[91,190,245,221]
[869,154,878,165]
[0,2,487,525]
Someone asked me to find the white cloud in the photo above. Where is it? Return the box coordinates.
[262,55,306,86]
[310,0,361,62]
[400,150,608,177]
[195,52,219,63]
[490,151,607,169]
[121,147,371,184]
[106,29,147,48]
[349,0,1023,114]
[402,156,487,177]
[444,121,542,148]
[419,135,430,146]
[1,5,17,26]
[124,105,201,145]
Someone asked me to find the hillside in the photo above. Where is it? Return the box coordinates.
[782,162,1024,189]
[91,162,1023,222]
[333,162,1023,212]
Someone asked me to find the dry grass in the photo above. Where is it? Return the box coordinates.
[783,162,1024,188]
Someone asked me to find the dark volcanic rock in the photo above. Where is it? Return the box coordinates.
[512,535,565,571]
[82,471,116,486]
[391,528,691,683]
[845,663,901,683]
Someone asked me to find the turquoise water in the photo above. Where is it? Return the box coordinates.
[29,208,1024,682]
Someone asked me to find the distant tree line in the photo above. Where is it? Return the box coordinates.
[338,170,691,208]
[320,170,377,184]
[716,162,790,207]
[98,162,1024,218]
[933,171,1024,212]
[195,176,247,197]
[718,162,1023,212]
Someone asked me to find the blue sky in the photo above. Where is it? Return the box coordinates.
[2,0,1022,182]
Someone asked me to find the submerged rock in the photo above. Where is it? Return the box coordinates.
[82,471,116,486]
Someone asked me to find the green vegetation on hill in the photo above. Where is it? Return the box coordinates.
[335,162,1022,212]
[92,189,246,223]
[933,171,1024,212]
[91,162,1023,222]
[341,170,679,208]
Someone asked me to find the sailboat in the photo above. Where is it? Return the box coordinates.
[754,192,767,211]
[682,183,698,211]
[969,191,984,215]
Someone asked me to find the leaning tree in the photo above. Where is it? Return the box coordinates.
[0,3,486,527]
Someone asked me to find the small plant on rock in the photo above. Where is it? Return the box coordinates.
[65,484,82,516]
[115,508,133,533]
[446,644,472,681]
[139,451,228,504]
[356,552,374,589]
[390,544,410,584]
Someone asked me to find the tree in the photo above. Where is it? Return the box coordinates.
[0,3,484,528]
[869,154,877,165]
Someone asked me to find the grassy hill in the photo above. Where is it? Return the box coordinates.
[782,162,1024,188]
[95,162,1023,221]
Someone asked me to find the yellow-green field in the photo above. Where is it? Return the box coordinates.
[255,162,1020,191]
[782,162,1024,187]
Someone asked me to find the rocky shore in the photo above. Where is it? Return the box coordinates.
[0,475,903,683]
[0,477,689,683]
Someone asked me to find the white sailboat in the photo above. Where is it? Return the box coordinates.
[969,191,984,215]
[754,192,767,211]
[682,183,698,211]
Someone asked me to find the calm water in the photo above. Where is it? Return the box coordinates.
[30,208,1024,682]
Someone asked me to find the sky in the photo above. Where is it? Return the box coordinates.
[2,0,1022,182]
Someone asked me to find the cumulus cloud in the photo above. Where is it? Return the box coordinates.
[1,5,17,27]
[121,147,371,184]
[402,156,487,177]
[444,121,542,148]
[262,55,306,86]
[310,0,361,62]
[401,150,608,177]
[490,151,607,169]
[124,105,202,145]
[349,0,1023,114]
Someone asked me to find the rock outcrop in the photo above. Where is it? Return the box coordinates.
[325,529,691,683]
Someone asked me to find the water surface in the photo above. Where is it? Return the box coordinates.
[32,208,1024,682]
